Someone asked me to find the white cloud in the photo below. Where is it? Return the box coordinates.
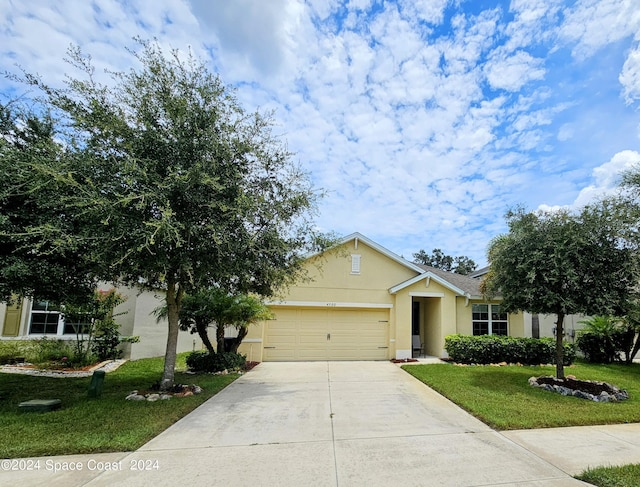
[2,0,640,266]
[620,44,640,104]
[560,0,640,59]
[557,123,574,141]
[484,50,546,91]
[571,150,640,207]
[0,0,202,92]
[504,0,563,51]
[399,0,449,25]
[188,0,289,75]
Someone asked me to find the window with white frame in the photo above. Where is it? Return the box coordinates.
[29,301,91,335]
[472,304,508,336]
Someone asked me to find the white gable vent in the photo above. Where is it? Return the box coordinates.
[351,254,361,274]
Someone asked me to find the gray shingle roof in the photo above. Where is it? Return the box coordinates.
[414,263,483,297]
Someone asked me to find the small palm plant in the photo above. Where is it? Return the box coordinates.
[576,316,626,363]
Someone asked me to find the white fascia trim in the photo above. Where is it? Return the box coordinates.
[409,292,445,298]
[389,271,467,296]
[265,300,393,309]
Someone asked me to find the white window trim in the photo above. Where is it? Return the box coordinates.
[29,301,64,336]
[28,301,91,336]
[472,303,508,336]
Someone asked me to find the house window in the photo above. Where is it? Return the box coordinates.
[63,314,92,335]
[29,301,91,335]
[29,301,63,334]
[351,254,361,274]
[472,304,507,336]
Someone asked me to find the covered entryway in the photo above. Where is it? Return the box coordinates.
[411,296,442,358]
[263,307,390,361]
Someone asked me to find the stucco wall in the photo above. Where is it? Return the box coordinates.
[423,298,441,357]
[125,289,205,360]
[281,239,417,305]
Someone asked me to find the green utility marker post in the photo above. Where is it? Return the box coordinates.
[88,370,106,398]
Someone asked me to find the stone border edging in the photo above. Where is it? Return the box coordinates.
[0,359,127,378]
[529,375,629,402]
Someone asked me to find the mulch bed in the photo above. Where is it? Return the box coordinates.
[243,361,260,371]
[535,376,618,396]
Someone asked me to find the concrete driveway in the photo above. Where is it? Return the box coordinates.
[6,361,591,486]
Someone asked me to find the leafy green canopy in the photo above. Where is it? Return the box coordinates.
[3,40,329,388]
[482,206,638,378]
[178,289,272,354]
[483,206,636,317]
[0,105,101,304]
[413,248,477,275]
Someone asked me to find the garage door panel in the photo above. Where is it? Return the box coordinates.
[264,307,389,361]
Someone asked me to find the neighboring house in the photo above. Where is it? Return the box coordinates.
[0,286,204,361]
[0,232,585,361]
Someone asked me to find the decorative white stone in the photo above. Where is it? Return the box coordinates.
[126,394,146,401]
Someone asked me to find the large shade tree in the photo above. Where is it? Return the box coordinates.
[5,40,327,389]
[482,205,638,379]
[0,104,100,305]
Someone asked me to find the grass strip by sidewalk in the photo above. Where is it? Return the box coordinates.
[0,354,238,459]
[402,361,640,430]
[575,463,640,487]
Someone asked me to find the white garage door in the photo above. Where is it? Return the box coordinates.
[263,307,390,361]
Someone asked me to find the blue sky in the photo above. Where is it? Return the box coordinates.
[2,0,640,266]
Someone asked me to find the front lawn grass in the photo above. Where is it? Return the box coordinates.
[0,353,238,458]
[575,463,640,487]
[402,361,640,430]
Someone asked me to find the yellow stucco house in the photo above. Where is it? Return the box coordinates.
[5,232,580,362]
[237,232,524,361]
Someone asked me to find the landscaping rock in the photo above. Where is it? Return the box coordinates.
[529,376,629,402]
[126,393,146,401]
[125,384,203,401]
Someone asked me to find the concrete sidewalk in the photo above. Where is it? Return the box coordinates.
[3,361,639,486]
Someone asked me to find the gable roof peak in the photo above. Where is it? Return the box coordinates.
[338,232,425,274]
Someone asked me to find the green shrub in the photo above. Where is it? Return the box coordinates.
[575,316,635,364]
[33,337,74,363]
[576,331,616,363]
[444,334,575,365]
[186,351,246,372]
[0,341,29,364]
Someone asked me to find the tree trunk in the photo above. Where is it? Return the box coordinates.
[555,312,565,379]
[628,331,640,364]
[160,279,184,391]
[195,320,215,354]
[216,322,225,353]
[227,326,248,353]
